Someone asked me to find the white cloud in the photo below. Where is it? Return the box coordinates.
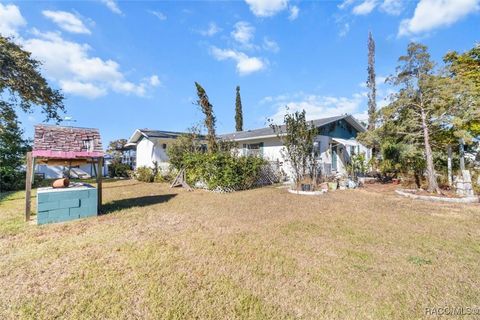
[338,0,355,9]
[263,37,279,53]
[210,46,266,75]
[22,31,154,98]
[199,22,221,36]
[60,80,107,98]
[149,75,161,86]
[245,0,289,17]
[231,21,255,46]
[339,22,350,37]
[0,3,26,37]
[352,0,378,15]
[340,0,403,15]
[379,0,403,15]
[150,10,167,21]
[399,0,479,36]
[264,78,395,124]
[100,0,123,15]
[288,5,299,20]
[267,93,365,124]
[42,10,90,34]
[111,80,146,96]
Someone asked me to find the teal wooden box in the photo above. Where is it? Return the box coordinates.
[37,184,98,225]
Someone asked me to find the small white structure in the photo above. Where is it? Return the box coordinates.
[126,129,190,170]
[128,115,370,179]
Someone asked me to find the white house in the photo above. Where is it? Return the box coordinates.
[126,129,190,170]
[218,114,370,177]
[128,114,370,178]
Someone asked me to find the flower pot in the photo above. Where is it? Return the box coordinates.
[328,182,338,191]
[301,183,312,191]
[52,178,70,188]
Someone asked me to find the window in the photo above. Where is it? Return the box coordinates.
[244,142,263,156]
[83,139,93,151]
[314,141,321,159]
[350,145,356,156]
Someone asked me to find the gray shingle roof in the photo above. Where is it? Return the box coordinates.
[139,129,190,139]
[33,124,103,153]
[218,115,360,141]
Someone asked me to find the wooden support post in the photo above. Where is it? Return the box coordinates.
[459,139,465,171]
[25,152,33,222]
[447,145,452,187]
[96,157,103,213]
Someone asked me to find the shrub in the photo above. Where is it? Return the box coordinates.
[167,130,205,170]
[134,166,154,182]
[154,167,176,183]
[108,161,131,178]
[183,152,266,190]
[0,167,25,192]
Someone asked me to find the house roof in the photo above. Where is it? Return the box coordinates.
[218,114,366,142]
[127,129,190,145]
[32,124,103,159]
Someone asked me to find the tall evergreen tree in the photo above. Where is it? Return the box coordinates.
[367,31,377,131]
[194,82,217,152]
[386,43,444,193]
[235,86,243,132]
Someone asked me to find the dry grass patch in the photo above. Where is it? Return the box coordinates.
[1,180,479,319]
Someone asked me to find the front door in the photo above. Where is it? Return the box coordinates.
[331,145,338,171]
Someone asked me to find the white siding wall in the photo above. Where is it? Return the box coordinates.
[237,135,370,179]
[135,137,172,171]
[134,134,370,179]
[136,138,155,168]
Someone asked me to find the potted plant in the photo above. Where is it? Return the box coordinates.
[326,176,338,191]
[299,177,314,191]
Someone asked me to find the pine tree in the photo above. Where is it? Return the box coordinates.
[235,86,243,132]
[367,32,377,131]
[386,43,443,193]
[194,82,217,152]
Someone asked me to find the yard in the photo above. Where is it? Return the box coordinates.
[1,180,479,319]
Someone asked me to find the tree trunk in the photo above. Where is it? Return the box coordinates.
[420,106,440,193]
[414,171,421,188]
[447,145,452,187]
[459,138,465,171]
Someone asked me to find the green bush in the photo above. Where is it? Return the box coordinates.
[108,161,132,178]
[183,152,266,190]
[0,167,25,192]
[154,167,176,183]
[135,166,154,183]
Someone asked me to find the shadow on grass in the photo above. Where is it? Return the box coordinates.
[101,194,177,215]
[102,182,143,190]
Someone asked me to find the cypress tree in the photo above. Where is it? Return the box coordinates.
[367,31,376,131]
[235,86,243,132]
[194,82,217,152]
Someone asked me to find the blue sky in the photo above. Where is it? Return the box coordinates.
[1,0,479,146]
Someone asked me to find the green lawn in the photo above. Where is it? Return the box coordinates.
[1,180,479,319]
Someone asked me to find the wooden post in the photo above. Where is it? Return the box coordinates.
[96,157,103,213]
[459,138,465,171]
[447,145,452,187]
[25,152,33,222]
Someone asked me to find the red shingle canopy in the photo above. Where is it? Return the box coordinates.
[32,125,103,159]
